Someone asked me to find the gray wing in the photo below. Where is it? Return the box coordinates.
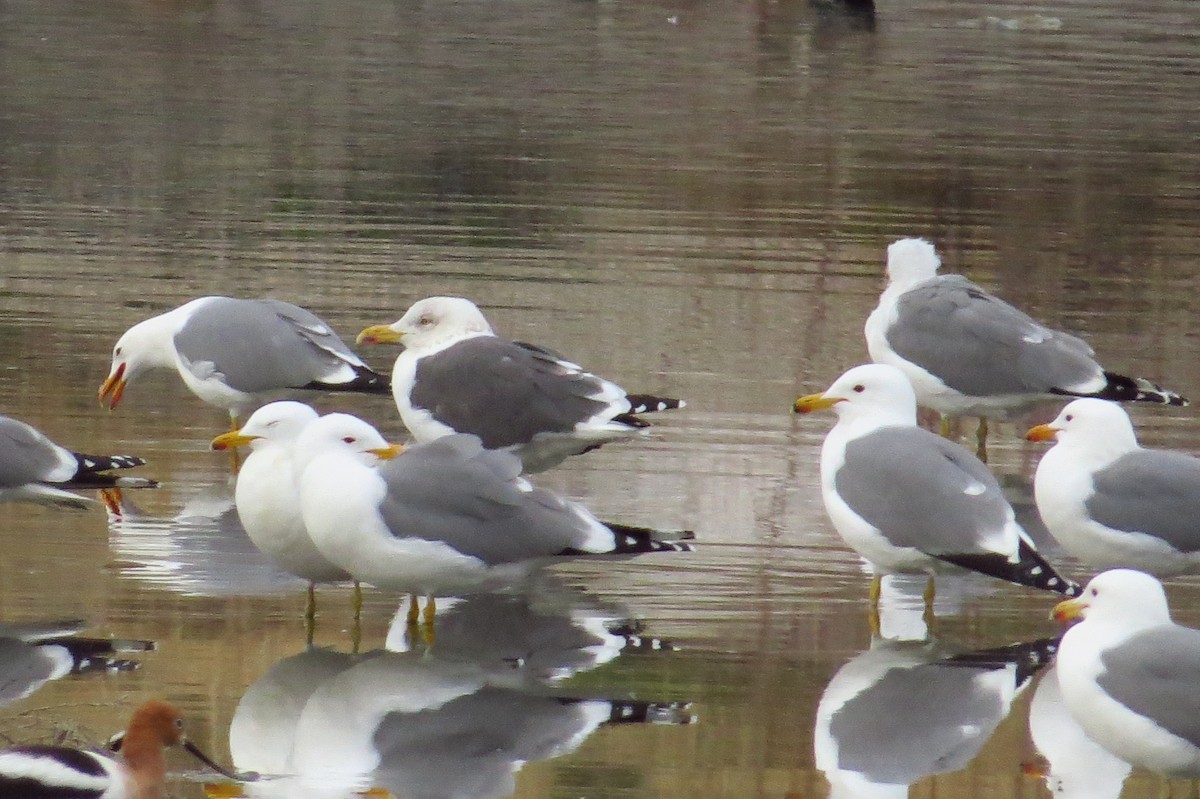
[174,297,367,393]
[375,434,597,564]
[1086,451,1200,553]
[0,416,75,487]
[888,275,1102,396]
[0,638,58,705]
[835,427,1012,555]
[1097,626,1200,746]
[409,338,623,449]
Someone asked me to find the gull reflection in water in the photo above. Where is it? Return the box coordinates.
[0,619,152,708]
[216,586,694,799]
[103,482,308,597]
[815,577,1058,799]
[1026,664,1131,799]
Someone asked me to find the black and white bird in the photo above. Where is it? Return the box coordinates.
[865,238,1185,421]
[356,296,684,473]
[0,415,153,509]
[99,297,390,428]
[793,364,1079,600]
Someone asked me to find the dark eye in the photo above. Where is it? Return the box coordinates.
[115,346,123,356]
[1089,587,1098,596]
[175,718,184,728]
[1065,414,1073,422]
[853,385,865,393]
[419,316,433,326]
[342,436,356,444]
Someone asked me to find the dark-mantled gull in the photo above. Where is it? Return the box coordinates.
[99,297,390,428]
[1028,398,1200,575]
[295,413,694,600]
[211,401,358,628]
[793,363,1079,599]
[0,415,153,509]
[356,296,684,473]
[1052,569,1200,777]
[865,238,1185,420]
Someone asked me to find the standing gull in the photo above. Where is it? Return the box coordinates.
[99,297,390,430]
[0,415,153,509]
[356,296,684,473]
[295,413,694,606]
[211,401,358,632]
[793,363,1079,601]
[1028,399,1200,574]
[1052,569,1200,777]
[865,238,1184,453]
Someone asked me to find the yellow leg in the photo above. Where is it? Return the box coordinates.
[975,417,989,463]
[227,413,242,472]
[938,416,951,438]
[923,576,937,634]
[868,574,883,606]
[406,593,420,626]
[350,582,363,654]
[304,583,316,646]
[422,595,437,626]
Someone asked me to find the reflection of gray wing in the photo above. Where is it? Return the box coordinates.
[373,688,605,799]
[376,435,596,564]
[888,276,1101,395]
[835,427,1012,555]
[0,417,74,487]
[409,338,621,449]
[829,661,1006,782]
[1086,451,1200,553]
[174,297,364,393]
[0,638,63,705]
[1097,626,1200,747]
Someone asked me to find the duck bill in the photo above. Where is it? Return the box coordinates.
[210,432,259,451]
[98,363,127,410]
[792,393,843,414]
[368,443,405,460]
[1025,423,1059,442]
[182,739,242,781]
[1051,596,1086,623]
[356,324,403,345]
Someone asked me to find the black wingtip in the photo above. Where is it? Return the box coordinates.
[939,636,1061,685]
[564,523,696,556]
[624,394,687,415]
[936,540,1079,596]
[304,365,393,396]
[61,453,152,488]
[1095,372,1188,407]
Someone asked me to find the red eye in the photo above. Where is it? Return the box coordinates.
[342,436,356,444]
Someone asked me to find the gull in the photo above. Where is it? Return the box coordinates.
[793,363,1079,604]
[99,297,390,434]
[295,413,694,611]
[1027,398,1200,574]
[1052,569,1200,777]
[865,238,1185,456]
[356,296,683,473]
[211,401,358,635]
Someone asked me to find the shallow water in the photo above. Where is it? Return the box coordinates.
[0,0,1198,797]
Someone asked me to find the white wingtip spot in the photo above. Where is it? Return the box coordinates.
[963,481,986,496]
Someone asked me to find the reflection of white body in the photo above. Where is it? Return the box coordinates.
[228,588,690,799]
[105,483,306,597]
[1027,665,1130,799]
[814,602,1042,799]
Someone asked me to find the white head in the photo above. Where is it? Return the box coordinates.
[293,413,404,472]
[98,310,186,410]
[1026,398,1140,459]
[212,401,319,453]
[794,364,919,429]
[357,296,494,353]
[1053,569,1172,631]
[885,238,942,291]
